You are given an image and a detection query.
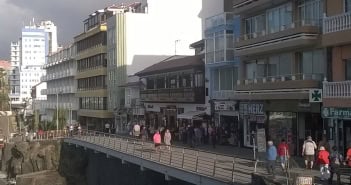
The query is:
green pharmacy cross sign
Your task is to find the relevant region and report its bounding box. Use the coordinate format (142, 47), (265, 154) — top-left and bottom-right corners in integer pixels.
(309, 89), (322, 103)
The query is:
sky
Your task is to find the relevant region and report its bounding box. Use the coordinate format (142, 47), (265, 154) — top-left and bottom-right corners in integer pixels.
(0, 0), (135, 60)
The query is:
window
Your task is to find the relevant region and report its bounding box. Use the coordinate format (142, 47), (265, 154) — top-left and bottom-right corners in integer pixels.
(245, 14), (265, 37)
(346, 0), (351, 12)
(298, 0), (323, 25)
(346, 59), (351, 80)
(300, 49), (325, 75)
(266, 3), (292, 33)
(214, 67), (238, 90)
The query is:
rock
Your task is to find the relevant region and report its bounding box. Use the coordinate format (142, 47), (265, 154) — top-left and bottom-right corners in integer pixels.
(16, 170), (66, 185)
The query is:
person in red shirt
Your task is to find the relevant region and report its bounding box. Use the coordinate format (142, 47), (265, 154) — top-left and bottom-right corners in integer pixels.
(346, 145), (351, 167)
(278, 139), (289, 171)
(317, 146), (330, 181)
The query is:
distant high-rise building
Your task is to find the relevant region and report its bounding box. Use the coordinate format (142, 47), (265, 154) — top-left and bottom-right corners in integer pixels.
(9, 20), (58, 107)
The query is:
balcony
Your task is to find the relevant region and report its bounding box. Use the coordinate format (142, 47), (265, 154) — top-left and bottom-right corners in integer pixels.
(232, 0), (288, 15)
(140, 87), (205, 103)
(323, 80), (351, 108)
(322, 12), (351, 46)
(212, 90), (236, 100)
(41, 89), (48, 95)
(234, 73), (323, 100)
(235, 20), (320, 56)
(205, 13), (235, 35)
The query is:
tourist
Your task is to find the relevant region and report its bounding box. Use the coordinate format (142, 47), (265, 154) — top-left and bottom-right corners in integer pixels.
(164, 129), (172, 150)
(141, 127), (148, 141)
(133, 123), (140, 138)
(329, 146), (343, 184)
(210, 126), (217, 149)
(317, 146), (330, 181)
(302, 136), (317, 169)
(345, 144), (351, 184)
(266, 140), (277, 179)
(69, 124), (74, 137)
(278, 139), (289, 172)
(153, 131), (161, 152)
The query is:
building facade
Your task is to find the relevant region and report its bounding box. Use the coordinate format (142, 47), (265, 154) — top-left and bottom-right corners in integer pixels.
(74, 9), (114, 130)
(232, 0), (326, 154)
(136, 55), (206, 134)
(322, 0), (351, 153)
(106, 1), (204, 132)
(9, 21), (58, 109)
(41, 44), (78, 126)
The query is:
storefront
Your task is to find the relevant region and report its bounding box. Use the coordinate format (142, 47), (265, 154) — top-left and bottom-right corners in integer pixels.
(322, 107), (351, 154)
(239, 102), (266, 148)
(214, 101), (240, 146)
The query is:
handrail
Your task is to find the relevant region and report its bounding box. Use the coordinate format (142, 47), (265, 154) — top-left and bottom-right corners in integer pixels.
(71, 129), (254, 184)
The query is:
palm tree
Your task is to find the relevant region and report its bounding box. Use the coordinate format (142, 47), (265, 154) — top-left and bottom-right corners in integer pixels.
(0, 68), (9, 111)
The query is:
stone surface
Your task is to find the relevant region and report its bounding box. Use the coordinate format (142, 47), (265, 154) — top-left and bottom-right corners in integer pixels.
(16, 170), (66, 185)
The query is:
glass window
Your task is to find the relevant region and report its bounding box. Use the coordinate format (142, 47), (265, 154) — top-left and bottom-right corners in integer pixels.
(298, 0), (322, 25)
(213, 69), (219, 91)
(301, 49), (325, 75)
(220, 68), (233, 90)
(246, 62), (257, 79)
(266, 3), (292, 33)
(279, 53), (292, 75)
(346, 0), (351, 12)
(346, 60), (351, 80)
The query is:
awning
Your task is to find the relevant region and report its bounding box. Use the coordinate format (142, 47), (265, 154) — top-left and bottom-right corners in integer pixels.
(177, 111), (206, 120)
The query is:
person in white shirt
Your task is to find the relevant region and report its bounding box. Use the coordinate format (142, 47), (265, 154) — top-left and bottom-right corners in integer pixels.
(302, 136), (317, 169)
(133, 123), (140, 137)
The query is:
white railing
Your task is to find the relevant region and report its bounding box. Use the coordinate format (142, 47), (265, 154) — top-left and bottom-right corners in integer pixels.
(323, 12), (351, 34)
(237, 73), (324, 85)
(323, 80), (351, 98)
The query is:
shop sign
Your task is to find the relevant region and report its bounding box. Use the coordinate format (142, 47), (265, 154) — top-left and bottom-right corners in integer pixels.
(295, 176), (313, 185)
(214, 101), (236, 111)
(239, 103), (264, 115)
(322, 107), (351, 119)
(309, 89), (322, 103)
(256, 128), (266, 152)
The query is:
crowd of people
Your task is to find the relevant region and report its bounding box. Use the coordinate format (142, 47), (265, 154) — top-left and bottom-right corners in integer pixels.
(266, 135), (351, 184)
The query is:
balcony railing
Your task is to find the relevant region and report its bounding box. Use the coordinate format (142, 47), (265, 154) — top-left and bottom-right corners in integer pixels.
(212, 90), (236, 100)
(323, 80), (351, 98)
(237, 73), (324, 86)
(323, 12), (351, 34)
(236, 19), (321, 42)
(140, 87), (205, 103)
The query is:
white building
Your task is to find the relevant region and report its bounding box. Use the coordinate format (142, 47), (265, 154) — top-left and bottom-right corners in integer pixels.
(106, 0), (204, 130)
(9, 41), (21, 104)
(9, 20), (58, 108)
(41, 44), (78, 125)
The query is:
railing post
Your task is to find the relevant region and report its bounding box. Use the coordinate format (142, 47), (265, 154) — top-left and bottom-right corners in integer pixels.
(119, 138), (122, 150)
(231, 157), (235, 183)
(195, 151), (199, 172)
(181, 148), (185, 168)
(141, 142), (144, 158)
(114, 135), (117, 150)
(212, 154), (217, 177)
(133, 141), (136, 155)
(108, 134), (111, 148)
(159, 148), (162, 162)
(169, 148), (172, 165)
(126, 140), (129, 152)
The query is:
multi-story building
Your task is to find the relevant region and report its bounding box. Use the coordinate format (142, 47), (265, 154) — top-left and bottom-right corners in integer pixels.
(40, 44), (78, 126)
(322, 0), (351, 153)
(9, 21), (58, 109)
(136, 55), (206, 132)
(232, 0), (325, 154)
(205, 12), (241, 146)
(9, 42), (21, 105)
(106, 1), (204, 132)
(74, 9), (116, 130)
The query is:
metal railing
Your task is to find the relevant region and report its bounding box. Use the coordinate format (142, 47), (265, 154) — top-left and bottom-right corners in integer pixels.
(323, 12), (351, 34)
(323, 80), (351, 98)
(237, 73), (324, 86)
(73, 130), (254, 184)
(9, 130), (67, 143)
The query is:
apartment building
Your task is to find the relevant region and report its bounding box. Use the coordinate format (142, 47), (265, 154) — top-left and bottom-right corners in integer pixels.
(322, 0), (351, 153)
(41, 44), (78, 127)
(232, 0), (326, 154)
(9, 21), (58, 109)
(74, 9), (116, 130)
(106, 0), (204, 132)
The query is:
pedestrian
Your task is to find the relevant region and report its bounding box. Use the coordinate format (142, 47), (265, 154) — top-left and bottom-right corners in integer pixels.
(317, 146), (330, 181)
(69, 124), (74, 137)
(266, 140), (277, 179)
(210, 126), (216, 148)
(329, 146), (342, 185)
(77, 124), (82, 136)
(318, 135), (330, 152)
(133, 123), (140, 138)
(302, 136), (317, 169)
(164, 129), (172, 150)
(153, 131), (161, 152)
(278, 139), (289, 172)
(345, 144), (351, 184)
(141, 127), (148, 141)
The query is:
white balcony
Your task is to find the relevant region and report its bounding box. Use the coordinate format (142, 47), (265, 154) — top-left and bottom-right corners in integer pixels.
(323, 12), (351, 34)
(323, 80), (351, 98)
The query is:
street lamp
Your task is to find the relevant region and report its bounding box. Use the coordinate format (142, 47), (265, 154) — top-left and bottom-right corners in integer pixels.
(56, 90), (63, 131)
